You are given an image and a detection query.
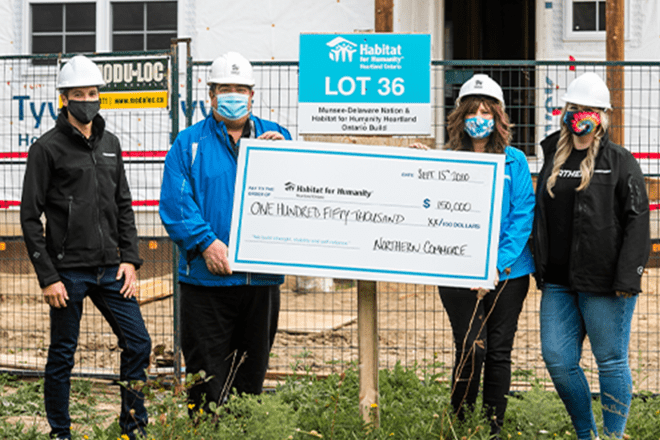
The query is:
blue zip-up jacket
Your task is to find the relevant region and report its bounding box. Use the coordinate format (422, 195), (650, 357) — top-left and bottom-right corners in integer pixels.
(498, 146), (535, 280)
(159, 113), (291, 286)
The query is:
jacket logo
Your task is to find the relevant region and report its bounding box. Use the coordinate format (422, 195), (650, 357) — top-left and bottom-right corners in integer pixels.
(103, 152), (116, 157)
(558, 169), (582, 178)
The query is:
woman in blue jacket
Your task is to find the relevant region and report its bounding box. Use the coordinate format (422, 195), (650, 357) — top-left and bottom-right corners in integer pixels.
(414, 74), (535, 438)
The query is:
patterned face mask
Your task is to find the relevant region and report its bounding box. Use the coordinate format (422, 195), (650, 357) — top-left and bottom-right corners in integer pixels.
(563, 110), (601, 136)
(464, 116), (495, 139)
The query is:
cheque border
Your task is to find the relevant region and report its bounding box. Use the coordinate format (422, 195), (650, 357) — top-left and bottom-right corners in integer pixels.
(231, 144), (501, 285)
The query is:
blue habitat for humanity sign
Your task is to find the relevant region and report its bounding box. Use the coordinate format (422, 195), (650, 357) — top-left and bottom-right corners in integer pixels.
(298, 33), (431, 135)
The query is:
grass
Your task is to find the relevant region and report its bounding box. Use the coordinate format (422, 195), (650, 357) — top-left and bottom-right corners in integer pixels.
(1, 364), (660, 440)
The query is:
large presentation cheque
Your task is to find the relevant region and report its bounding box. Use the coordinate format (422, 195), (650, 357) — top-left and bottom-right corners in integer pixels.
(228, 140), (505, 288)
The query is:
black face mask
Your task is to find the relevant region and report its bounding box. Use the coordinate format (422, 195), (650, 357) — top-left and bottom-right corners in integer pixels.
(67, 100), (100, 124)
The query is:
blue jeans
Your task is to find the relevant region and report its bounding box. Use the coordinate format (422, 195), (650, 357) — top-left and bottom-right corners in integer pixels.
(540, 283), (637, 440)
(45, 266), (151, 439)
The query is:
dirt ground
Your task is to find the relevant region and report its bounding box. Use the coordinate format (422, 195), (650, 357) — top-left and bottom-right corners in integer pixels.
(1, 269), (659, 395)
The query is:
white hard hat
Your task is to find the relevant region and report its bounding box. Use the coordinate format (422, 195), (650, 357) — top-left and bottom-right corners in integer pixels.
(57, 55), (105, 89)
(207, 52), (255, 87)
(561, 72), (611, 110)
(458, 74), (505, 108)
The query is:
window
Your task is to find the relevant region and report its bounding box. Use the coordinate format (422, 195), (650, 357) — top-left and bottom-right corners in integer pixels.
(31, 3), (96, 55)
(564, 0), (630, 41)
(112, 1), (177, 51)
(572, 0), (605, 32)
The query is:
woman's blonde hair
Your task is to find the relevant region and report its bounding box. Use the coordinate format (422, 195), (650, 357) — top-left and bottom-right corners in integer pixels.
(545, 104), (609, 197)
(446, 95), (512, 153)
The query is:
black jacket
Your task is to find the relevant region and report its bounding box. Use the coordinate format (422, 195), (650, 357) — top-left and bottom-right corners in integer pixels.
(20, 109), (142, 288)
(533, 130), (650, 294)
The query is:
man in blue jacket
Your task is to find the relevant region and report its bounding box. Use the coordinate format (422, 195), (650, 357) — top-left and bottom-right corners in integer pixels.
(159, 52), (291, 409)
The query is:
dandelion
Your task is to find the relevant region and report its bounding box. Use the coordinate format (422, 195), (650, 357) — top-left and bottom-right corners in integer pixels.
(188, 403), (195, 410)
(199, 408), (204, 415)
(518, 432), (522, 436)
(370, 403), (378, 408)
(84, 436), (89, 440)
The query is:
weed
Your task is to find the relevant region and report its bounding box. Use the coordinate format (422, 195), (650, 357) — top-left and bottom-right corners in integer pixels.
(2, 363), (660, 439)
(0, 378), (43, 418)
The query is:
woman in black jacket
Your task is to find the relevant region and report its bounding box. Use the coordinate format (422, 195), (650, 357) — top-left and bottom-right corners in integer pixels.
(533, 72), (650, 440)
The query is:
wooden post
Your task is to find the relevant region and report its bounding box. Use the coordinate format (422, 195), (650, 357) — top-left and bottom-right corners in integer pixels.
(606, 0), (624, 145)
(355, 0), (393, 428)
(375, 0), (393, 34)
(357, 279), (379, 427)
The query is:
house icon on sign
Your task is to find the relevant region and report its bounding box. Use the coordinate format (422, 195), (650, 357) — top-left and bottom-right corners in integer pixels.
(326, 37), (358, 63)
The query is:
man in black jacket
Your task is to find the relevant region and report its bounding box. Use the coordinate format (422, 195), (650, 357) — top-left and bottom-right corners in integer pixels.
(20, 55), (151, 440)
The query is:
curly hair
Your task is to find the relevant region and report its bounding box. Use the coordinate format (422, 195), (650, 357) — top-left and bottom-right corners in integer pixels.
(445, 95), (512, 153)
(545, 104), (609, 197)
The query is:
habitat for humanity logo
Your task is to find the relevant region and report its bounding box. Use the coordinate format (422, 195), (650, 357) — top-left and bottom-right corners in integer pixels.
(327, 37), (358, 63)
(284, 181), (373, 198)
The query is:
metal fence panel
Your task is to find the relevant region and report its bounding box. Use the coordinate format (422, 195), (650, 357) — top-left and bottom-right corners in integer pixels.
(0, 52), (176, 379)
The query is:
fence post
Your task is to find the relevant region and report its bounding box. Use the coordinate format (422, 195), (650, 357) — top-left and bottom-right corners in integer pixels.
(169, 39), (182, 386)
(606, 0), (625, 145)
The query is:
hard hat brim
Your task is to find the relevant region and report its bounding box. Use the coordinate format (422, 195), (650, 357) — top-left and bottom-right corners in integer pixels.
(57, 81), (106, 89)
(560, 95), (611, 110)
(207, 77), (255, 87)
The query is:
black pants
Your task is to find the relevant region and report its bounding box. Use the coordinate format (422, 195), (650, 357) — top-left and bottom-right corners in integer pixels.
(180, 283), (280, 409)
(439, 275), (529, 434)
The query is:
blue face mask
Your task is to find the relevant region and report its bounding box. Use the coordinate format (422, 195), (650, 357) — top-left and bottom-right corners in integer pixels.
(215, 93), (249, 120)
(464, 116), (495, 139)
